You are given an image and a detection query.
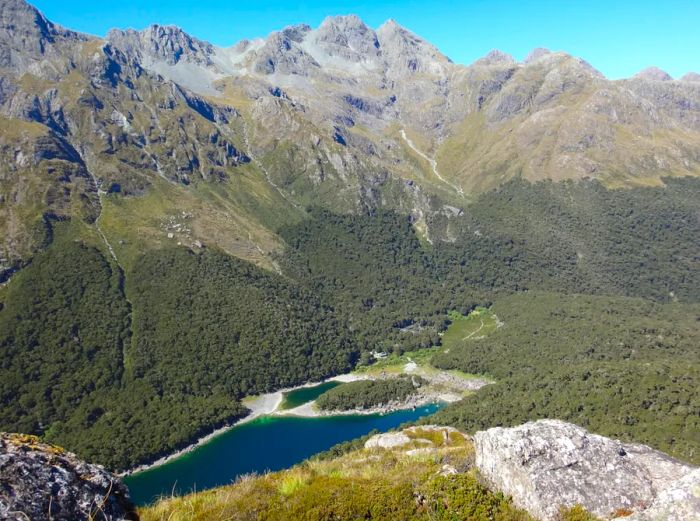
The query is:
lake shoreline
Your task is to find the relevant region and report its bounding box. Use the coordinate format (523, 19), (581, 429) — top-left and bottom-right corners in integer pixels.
(118, 373), (369, 477)
(119, 364), (491, 477)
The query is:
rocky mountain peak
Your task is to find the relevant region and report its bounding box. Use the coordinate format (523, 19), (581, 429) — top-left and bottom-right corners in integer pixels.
(681, 72), (700, 82)
(107, 24), (214, 66)
(0, 0), (53, 41)
(473, 49), (516, 66)
(280, 23), (311, 43)
(252, 30), (320, 75)
(523, 47), (552, 63)
(634, 66), (673, 81)
(309, 14), (381, 65)
(376, 18), (451, 74)
(0, 0), (88, 69)
(319, 14), (369, 34)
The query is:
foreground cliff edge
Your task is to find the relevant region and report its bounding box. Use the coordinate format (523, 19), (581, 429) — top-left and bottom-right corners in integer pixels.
(3, 421), (697, 520)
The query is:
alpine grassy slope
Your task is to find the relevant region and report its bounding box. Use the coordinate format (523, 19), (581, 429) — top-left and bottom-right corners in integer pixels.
(0, 0), (698, 481)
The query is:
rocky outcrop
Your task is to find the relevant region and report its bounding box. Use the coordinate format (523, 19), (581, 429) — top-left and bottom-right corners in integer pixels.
(523, 47), (552, 63)
(252, 31), (320, 75)
(474, 420), (697, 521)
(313, 15), (381, 63)
(364, 431), (411, 449)
(0, 433), (138, 520)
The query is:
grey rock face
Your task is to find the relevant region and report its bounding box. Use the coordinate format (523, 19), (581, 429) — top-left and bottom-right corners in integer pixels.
(376, 19), (450, 75)
(0, 433), (137, 520)
(0, 0), (89, 71)
(253, 31), (320, 75)
(474, 419), (696, 521)
(634, 66), (673, 81)
(107, 24), (215, 66)
(280, 23), (311, 43)
(314, 15), (380, 62)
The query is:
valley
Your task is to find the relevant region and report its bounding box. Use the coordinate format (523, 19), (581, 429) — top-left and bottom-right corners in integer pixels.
(0, 1), (699, 518)
(123, 319), (495, 505)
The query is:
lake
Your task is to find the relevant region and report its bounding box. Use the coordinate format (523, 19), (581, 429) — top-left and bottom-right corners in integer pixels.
(278, 380), (342, 410)
(125, 403), (442, 505)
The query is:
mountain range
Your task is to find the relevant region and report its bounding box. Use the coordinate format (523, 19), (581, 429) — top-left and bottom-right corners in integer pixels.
(1, 0), (699, 276)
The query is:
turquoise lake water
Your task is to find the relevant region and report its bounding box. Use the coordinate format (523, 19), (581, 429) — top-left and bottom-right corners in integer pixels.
(124, 403), (442, 506)
(278, 380), (342, 410)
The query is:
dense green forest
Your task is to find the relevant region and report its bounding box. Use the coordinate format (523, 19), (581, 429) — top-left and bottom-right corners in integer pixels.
(278, 177), (699, 354)
(0, 239), (129, 437)
(127, 248), (355, 397)
(439, 177), (699, 300)
(0, 234), (355, 469)
(0, 177), (698, 469)
(316, 376), (424, 411)
(426, 292), (700, 464)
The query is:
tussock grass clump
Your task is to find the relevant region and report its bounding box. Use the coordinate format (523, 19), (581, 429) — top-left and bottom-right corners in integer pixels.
(559, 504), (600, 521)
(278, 472), (307, 496)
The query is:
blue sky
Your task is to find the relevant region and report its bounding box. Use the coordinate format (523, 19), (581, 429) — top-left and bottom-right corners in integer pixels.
(32, 0), (699, 79)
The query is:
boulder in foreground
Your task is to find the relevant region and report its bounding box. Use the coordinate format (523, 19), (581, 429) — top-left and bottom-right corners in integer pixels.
(0, 433), (138, 520)
(474, 419), (698, 521)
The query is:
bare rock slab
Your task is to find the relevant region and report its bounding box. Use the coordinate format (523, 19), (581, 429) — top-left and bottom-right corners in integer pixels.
(474, 419), (696, 521)
(626, 467), (700, 521)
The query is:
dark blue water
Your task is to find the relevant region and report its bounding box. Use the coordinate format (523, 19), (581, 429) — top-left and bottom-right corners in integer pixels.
(124, 404), (442, 506)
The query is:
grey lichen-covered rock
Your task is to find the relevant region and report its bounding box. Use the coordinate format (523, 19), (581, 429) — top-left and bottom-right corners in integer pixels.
(0, 433), (138, 520)
(474, 419), (696, 521)
(628, 468), (700, 521)
(364, 425), (464, 450)
(364, 431), (411, 449)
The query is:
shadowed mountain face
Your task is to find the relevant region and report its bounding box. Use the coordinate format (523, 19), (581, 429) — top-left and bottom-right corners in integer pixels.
(1, 0), (699, 272)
